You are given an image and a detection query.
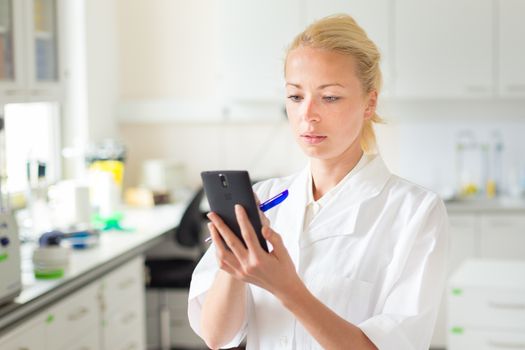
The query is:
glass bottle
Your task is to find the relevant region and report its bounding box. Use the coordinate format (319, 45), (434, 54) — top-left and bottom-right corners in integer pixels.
(456, 130), (481, 198)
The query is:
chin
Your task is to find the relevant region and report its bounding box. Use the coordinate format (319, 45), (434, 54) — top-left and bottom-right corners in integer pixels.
(301, 146), (335, 160)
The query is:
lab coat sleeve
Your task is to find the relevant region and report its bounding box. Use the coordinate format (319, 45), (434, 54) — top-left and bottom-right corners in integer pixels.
(358, 196), (449, 350)
(187, 244), (249, 348)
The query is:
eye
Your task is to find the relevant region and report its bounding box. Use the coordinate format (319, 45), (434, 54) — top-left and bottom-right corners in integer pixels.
(287, 95), (302, 102)
(323, 96), (340, 102)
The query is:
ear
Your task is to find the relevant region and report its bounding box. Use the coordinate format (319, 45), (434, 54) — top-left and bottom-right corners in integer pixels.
(364, 90), (378, 120)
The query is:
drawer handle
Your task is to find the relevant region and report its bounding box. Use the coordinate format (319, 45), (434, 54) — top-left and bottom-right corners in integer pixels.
(68, 306), (89, 321)
(488, 301), (525, 310)
(488, 340), (525, 348)
(118, 277), (135, 290)
(121, 311), (137, 325)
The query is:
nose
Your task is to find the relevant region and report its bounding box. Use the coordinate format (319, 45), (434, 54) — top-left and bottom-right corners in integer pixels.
(300, 97), (320, 123)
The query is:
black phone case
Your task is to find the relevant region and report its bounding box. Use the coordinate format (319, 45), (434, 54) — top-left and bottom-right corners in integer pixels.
(201, 170), (269, 252)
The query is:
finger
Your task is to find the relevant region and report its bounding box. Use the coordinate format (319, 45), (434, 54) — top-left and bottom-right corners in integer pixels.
(235, 204), (263, 254)
(208, 222), (243, 272)
(262, 226), (286, 257)
(259, 211), (270, 227)
(207, 212), (248, 262)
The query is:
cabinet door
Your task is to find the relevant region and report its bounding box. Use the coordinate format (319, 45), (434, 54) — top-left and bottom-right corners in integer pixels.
(61, 328), (100, 350)
(102, 257), (145, 350)
(448, 329), (525, 350)
(25, 0), (63, 101)
(167, 290), (205, 348)
(432, 213), (478, 348)
(498, 0), (525, 97)
(45, 282), (100, 350)
(480, 214), (525, 259)
(103, 256), (144, 313)
(0, 0), (26, 101)
(216, 0), (302, 103)
(304, 0), (393, 96)
(394, 0), (493, 98)
(103, 298), (145, 350)
(0, 316), (46, 350)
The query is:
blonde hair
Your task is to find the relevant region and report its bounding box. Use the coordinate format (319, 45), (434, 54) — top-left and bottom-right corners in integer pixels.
(285, 14), (384, 154)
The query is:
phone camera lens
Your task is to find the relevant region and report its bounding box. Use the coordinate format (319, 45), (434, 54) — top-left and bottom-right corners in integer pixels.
(219, 174), (228, 188)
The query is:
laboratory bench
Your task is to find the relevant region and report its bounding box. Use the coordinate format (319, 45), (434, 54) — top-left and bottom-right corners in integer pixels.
(1, 197), (524, 349)
(0, 204), (186, 350)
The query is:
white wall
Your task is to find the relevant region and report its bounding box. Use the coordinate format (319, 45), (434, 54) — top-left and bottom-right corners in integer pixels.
(115, 1), (525, 198)
(117, 0), (217, 100)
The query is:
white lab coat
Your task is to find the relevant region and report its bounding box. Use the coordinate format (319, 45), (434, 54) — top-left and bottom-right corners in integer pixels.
(188, 154), (448, 350)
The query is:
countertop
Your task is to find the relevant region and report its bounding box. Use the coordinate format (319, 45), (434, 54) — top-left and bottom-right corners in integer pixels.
(444, 197), (525, 213)
(0, 204), (186, 334)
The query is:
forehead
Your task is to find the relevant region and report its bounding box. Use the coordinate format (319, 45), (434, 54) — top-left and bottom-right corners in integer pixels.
(285, 46), (359, 84)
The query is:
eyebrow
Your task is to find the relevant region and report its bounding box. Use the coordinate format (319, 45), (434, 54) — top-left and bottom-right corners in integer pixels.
(286, 83), (345, 89)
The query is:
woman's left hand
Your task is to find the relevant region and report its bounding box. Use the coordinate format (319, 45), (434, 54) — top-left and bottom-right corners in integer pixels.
(207, 204), (302, 299)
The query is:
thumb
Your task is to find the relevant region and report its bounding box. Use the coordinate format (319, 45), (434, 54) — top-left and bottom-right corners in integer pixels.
(262, 226), (285, 256)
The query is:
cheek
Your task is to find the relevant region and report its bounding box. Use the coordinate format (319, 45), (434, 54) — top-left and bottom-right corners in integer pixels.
(332, 107), (366, 137)
(285, 104), (300, 130)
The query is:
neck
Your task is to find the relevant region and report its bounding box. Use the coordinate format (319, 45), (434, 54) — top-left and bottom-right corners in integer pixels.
(310, 144), (364, 201)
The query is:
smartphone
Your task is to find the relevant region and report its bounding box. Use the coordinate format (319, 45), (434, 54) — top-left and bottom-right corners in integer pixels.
(201, 170), (268, 252)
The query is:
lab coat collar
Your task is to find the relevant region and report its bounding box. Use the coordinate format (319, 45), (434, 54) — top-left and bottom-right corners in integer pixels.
(275, 154), (392, 259)
(307, 153), (392, 242)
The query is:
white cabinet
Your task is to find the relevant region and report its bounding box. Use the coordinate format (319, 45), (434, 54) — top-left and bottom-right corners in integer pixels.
(0, 315), (46, 350)
(433, 211), (525, 348)
(0, 0), (64, 103)
(166, 290), (203, 348)
(304, 0), (393, 96)
(217, 0), (302, 104)
(44, 282), (100, 350)
(61, 328), (100, 350)
(480, 214), (525, 259)
(0, 256), (147, 350)
(432, 213), (478, 348)
(394, 0), (493, 98)
(447, 260), (525, 350)
(100, 256), (146, 350)
(497, 0), (525, 97)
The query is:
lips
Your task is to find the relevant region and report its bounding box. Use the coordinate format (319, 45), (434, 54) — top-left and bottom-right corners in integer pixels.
(301, 133), (327, 145)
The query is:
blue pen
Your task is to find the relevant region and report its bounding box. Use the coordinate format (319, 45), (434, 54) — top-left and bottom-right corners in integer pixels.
(205, 189), (289, 243)
(258, 189), (289, 212)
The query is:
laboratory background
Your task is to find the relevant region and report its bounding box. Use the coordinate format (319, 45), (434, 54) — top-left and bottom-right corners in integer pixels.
(0, 0), (524, 349)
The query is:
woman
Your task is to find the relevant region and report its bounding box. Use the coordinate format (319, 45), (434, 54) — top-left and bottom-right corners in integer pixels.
(188, 14), (448, 350)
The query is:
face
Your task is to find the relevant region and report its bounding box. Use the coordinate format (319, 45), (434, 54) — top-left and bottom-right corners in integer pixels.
(285, 46), (377, 162)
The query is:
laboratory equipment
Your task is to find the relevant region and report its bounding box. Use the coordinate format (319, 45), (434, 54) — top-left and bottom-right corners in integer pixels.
(455, 130), (482, 197)
(0, 115), (22, 305)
